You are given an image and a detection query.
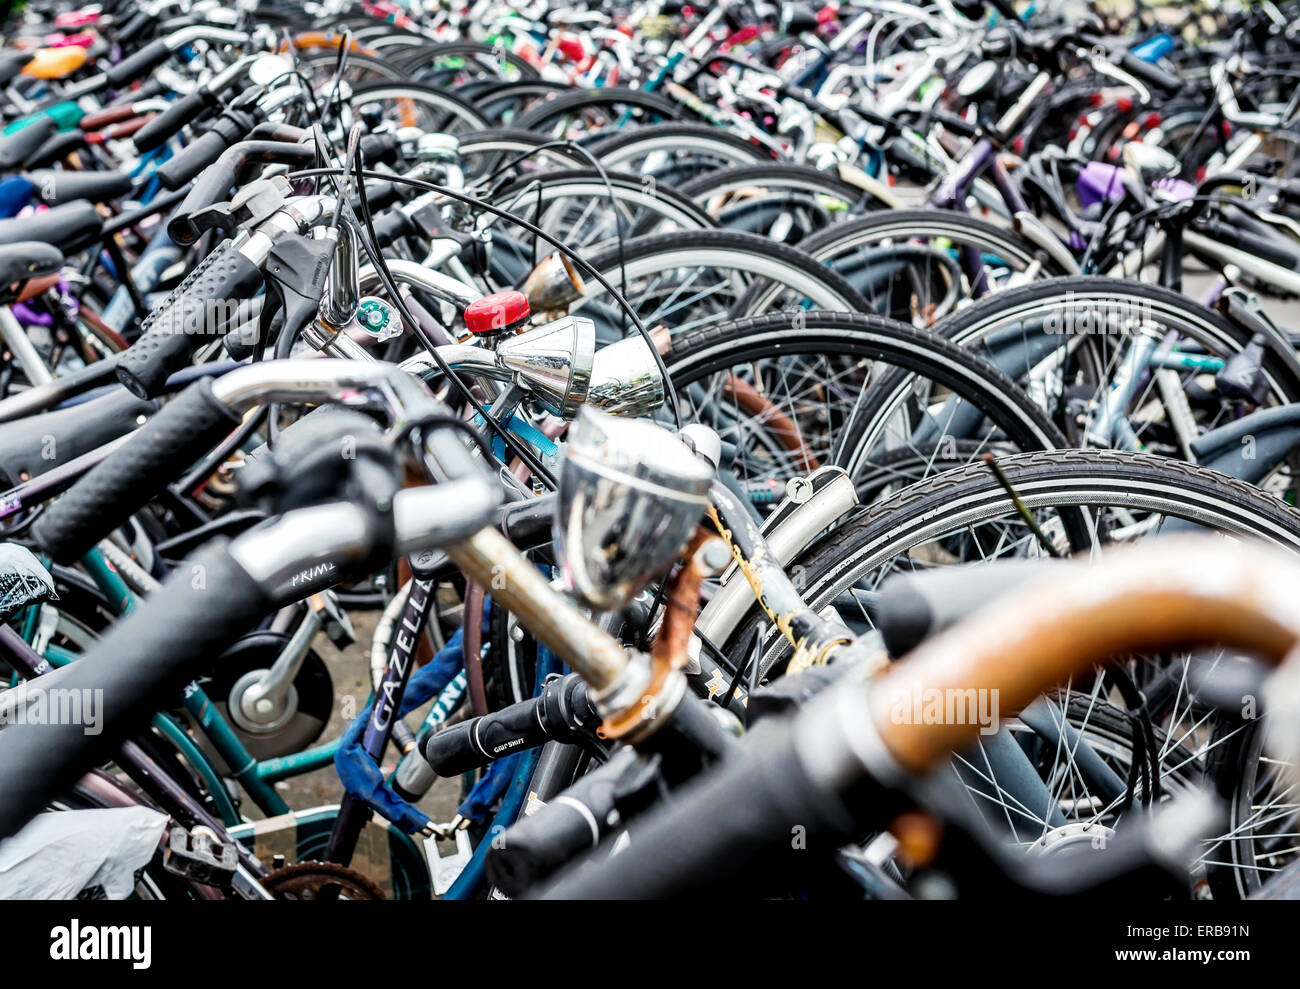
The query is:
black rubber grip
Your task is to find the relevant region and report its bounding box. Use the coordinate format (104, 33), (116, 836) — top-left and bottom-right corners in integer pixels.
(358, 132), (400, 166)
(0, 546), (273, 839)
(371, 208), (418, 248)
(157, 130), (228, 193)
(105, 38), (171, 88)
(32, 378), (242, 564)
(873, 560), (1053, 658)
(0, 385), (156, 486)
(169, 138), (313, 236)
(115, 240), (263, 399)
(134, 90), (212, 153)
(1116, 51), (1183, 94)
(25, 129), (87, 169)
(115, 9), (155, 46)
(0, 116), (56, 170)
(531, 719), (855, 899)
(421, 699), (549, 776)
(487, 749), (637, 896)
(1200, 216), (1300, 271)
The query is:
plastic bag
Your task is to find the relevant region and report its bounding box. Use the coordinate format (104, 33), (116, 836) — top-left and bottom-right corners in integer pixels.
(0, 806), (167, 899)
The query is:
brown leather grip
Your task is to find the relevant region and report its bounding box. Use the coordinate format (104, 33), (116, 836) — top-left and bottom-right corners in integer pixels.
(869, 538), (1300, 773)
(80, 104), (137, 130)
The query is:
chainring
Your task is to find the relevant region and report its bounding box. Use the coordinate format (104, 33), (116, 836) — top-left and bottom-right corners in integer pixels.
(262, 861), (386, 900)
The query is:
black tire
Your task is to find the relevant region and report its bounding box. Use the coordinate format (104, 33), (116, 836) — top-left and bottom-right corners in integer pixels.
(931, 275), (1300, 403)
(512, 86), (688, 138)
(781, 208), (1064, 321)
(483, 168), (718, 288)
(720, 451), (1300, 880)
(457, 128), (588, 180)
(678, 163), (887, 240)
(727, 450), (1300, 669)
(591, 122), (776, 184)
(663, 310), (1068, 492)
(471, 80), (573, 124)
(573, 229), (870, 342)
(399, 40), (539, 85)
(346, 81), (490, 135)
(490, 167), (716, 236)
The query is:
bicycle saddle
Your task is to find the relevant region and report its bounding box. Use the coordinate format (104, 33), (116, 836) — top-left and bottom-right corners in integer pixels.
(0, 117), (57, 170)
(21, 46), (89, 81)
(0, 51), (34, 87)
(0, 202), (103, 253)
(0, 241), (63, 290)
(22, 130), (88, 171)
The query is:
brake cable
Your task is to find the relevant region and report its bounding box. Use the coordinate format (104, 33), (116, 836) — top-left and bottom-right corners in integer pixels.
(345, 150), (558, 488)
(285, 163), (684, 427)
(479, 136), (634, 338)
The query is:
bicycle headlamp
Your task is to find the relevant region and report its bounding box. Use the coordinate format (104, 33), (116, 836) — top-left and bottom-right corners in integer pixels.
(555, 408), (713, 611)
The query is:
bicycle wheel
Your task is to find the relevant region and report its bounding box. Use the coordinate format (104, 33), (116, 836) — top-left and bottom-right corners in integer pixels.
(400, 40), (539, 87)
(663, 310), (1066, 497)
(458, 128), (588, 181)
(471, 80), (573, 125)
(345, 81), (490, 135)
(484, 168), (717, 283)
(292, 49), (406, 85)
(1203, 712), (1295, 898)
(721, 450), (1300, 890)
(512, 86), (688, 141)
(570, 230), (869, 342)
(591, 123), (775, 187)
(677, 163), (884, 241)
(774, 208), (1065, 324)
(925, 276), (1300, 465)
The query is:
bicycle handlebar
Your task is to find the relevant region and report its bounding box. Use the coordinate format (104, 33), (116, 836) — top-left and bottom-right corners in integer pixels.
(114, 238), (265, 399)
(133, 90), (218, 153)
(167, 139), (315, 232)
(104, 26), (251, 88)
(31, 378), (243, 563)
(533, 538), (1300, 898)
(2, 421), (502, 841)
(420, 673), (596, 776)
(1112, 49), (1184, 94)
(0, 544), (276, 840)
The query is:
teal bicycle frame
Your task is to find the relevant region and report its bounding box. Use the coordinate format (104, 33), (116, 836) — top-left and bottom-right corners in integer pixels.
(24, 547), (341, 826)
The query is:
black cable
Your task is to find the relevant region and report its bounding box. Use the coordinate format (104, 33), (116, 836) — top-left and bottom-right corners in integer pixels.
(482, 137), (632, 335)
(278, 28), (327, 124)
(345, 150), (554, 487)
(324, 27), (354, 124)
(403, 411), (497, 463)
(722, 624), (758, 715)
(284, 164), (683, 427)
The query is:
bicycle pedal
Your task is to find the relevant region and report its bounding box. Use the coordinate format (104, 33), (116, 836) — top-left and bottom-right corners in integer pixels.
(424, 827), (473, 896)
(163, 826), (238, 887)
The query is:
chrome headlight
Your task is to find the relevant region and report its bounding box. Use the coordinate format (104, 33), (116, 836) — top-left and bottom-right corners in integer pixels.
(555, 409), (713, 610)
(586, 334), (666, 418)
(495, 315), (595, 420)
